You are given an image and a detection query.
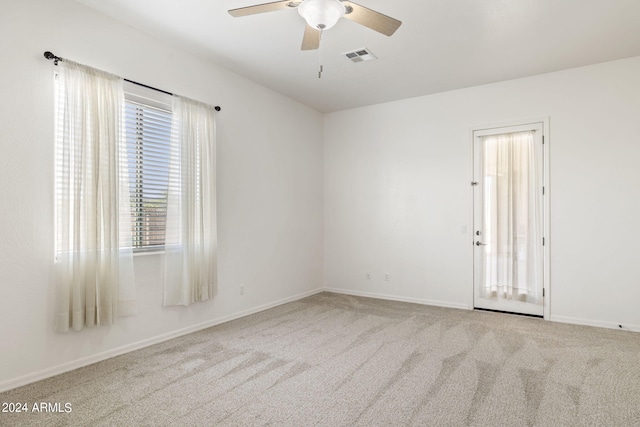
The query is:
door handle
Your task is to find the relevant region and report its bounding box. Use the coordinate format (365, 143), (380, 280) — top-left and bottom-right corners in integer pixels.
(475, 241), (486, 246)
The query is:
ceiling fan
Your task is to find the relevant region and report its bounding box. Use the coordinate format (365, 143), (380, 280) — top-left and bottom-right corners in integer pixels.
(229, 0), (402, 50)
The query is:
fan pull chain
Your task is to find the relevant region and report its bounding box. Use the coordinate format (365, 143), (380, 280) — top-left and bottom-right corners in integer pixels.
(318, 29), (323, 79)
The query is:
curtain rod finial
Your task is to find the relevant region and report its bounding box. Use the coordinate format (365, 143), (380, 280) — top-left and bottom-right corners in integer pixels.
(44, 51), (61, 65)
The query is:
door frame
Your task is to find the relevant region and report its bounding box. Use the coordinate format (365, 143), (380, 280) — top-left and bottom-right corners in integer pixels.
(469, 117), (550, 320)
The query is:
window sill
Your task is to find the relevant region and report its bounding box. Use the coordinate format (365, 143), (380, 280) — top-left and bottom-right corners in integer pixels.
(133, 250), (165, 257)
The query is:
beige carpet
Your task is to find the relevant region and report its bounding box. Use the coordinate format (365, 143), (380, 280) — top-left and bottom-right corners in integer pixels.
(2, 292), (640, 426)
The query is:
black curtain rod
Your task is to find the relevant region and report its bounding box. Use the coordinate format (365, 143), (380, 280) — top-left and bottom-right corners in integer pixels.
(44, 51), (221, 112)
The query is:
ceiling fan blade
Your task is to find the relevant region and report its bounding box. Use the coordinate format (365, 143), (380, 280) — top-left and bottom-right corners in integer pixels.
(342, 1), (401, 36)
(229, 1), (299, 18)
(301, 24), (321, 50)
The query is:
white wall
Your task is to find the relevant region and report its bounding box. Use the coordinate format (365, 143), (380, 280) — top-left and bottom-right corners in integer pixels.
(0, 0), (323, 391)
(324, 56), (640, 330)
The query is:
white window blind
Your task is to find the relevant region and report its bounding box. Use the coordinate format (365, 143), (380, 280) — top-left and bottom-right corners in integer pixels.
(124, 97), (173, 251)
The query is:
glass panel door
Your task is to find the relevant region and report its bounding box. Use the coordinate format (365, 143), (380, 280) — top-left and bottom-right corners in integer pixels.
(473, 123), (544, 316)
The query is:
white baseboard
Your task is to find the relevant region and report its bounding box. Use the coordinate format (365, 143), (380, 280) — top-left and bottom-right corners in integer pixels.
(323, 287), (471, 311)
(0, 288), (323, 393)
(550, 315), (640, 333)
(325, 288), (640, 333)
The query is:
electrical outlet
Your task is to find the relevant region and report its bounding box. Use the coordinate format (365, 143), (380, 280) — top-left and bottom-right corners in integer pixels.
(385, 273), (390, 282)
(240, 284), (245, 295)
(365, 272), (371, 280)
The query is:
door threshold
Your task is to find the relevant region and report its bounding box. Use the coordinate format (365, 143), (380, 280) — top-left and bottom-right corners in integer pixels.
(474, 307), (543, 319)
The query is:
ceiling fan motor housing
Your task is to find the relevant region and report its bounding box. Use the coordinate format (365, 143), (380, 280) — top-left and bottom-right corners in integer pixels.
(298, 0), (346, 30)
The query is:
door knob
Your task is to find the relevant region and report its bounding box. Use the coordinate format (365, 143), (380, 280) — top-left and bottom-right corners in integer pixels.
(475, 241), (486, 246)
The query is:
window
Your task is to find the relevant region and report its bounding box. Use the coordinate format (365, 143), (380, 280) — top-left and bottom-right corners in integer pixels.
(124, 83), (173, 251)
(53, 60), (217, 317)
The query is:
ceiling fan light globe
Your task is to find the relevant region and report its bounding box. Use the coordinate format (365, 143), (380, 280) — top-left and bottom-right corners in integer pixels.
(298, 0), (345, 31)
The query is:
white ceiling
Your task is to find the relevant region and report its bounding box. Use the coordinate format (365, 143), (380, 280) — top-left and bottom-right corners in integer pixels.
(77, 0), (640, 113)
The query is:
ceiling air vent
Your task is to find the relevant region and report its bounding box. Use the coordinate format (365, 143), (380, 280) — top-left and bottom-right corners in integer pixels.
(343, 48), (377, 63)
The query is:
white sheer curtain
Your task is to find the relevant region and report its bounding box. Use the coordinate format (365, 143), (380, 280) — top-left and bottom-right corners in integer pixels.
(163, 96), (217, 306)
(481, 131), (542, 304)
(54, 60), (136, 332)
